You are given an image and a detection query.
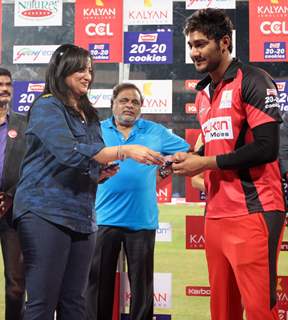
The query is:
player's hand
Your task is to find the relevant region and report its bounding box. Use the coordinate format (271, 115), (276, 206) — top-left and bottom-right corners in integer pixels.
(172, 154), (217, 177)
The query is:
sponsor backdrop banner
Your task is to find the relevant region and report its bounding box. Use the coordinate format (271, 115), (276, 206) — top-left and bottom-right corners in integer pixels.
(124, 31), (173, 64)
(276, 80), (288, 115)
(186, 216), (205, 250)
(75, 0), (123, 63)
(12, 81), (44, 114)
(13, 45), (59, 64)
(185, 128), (206, 202)
(88, 88), (113, 108)
(122, 272), (172, 308)
(124, 0), (173, 25)
(14, 0), (63, 26)
(157, 175), (172, 203)
(249, 0), (288, 62)
(186, 0), (235, 9)
(184, 79), (199, 115)
(126, 80), (172, 114)
(277, 276), (288, 318)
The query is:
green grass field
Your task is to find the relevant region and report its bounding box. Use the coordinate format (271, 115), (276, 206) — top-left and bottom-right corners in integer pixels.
(1, 203), (287, 319)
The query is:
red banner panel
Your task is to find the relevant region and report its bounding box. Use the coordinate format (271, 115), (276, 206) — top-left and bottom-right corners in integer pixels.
(186, 215), (205, 249)
(157, 175), (172, 203)
(277, 276), (288, 318)
(185, 128), (206, 202)
(74, 0), (123, 63)
(249, 0), (288, 62)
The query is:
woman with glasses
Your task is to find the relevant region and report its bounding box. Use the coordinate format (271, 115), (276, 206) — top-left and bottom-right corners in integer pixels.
(13, 44), (163, 320)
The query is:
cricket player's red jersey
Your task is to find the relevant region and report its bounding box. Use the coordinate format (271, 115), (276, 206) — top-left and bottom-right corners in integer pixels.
(195, 59), (285, 218)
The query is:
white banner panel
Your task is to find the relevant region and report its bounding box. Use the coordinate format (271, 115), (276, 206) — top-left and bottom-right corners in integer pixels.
(13, 45), (59, 64)
(126, 80), (173, 114)
(14, 0), (63, 26)
(156, 222), (172, 242)
(88, 89), (113, 109)
(124, 0), (173, 25)
(123, 272), (172, 308)
(186, 0), (235, 9)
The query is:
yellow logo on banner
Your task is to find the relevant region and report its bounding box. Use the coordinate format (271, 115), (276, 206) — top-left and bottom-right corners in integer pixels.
(96, 0), (104, 6)
(144, 0), (153, 7)
(277, 277), (283, 291)
(271, 0), (279, 3)
(143, 82), (153, 96)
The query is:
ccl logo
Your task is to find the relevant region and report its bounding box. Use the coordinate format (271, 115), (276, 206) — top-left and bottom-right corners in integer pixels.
(260, 21), (288, 35)
(85, 23), (113, 36)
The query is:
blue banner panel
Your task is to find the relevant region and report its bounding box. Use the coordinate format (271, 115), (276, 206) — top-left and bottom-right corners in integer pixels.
(124, 31), (173, 64)
(12, 81), (44, 114)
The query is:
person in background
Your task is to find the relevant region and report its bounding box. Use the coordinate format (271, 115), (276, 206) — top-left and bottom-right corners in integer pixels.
(172, 8), (286, 320)
(13, 44), (163, 320)
(86, 83), (190, 320)
(0, 67), (26, 320)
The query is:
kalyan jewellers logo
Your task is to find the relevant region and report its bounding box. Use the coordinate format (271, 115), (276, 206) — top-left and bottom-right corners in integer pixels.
(17, 0), (59, 19)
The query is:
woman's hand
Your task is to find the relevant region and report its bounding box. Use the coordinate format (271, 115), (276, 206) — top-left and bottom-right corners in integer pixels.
(122, 145), (164, 165)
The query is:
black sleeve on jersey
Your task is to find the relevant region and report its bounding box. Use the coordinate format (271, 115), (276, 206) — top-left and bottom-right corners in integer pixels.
(216, 122), (279, 170)
(241, 65), (282, 122)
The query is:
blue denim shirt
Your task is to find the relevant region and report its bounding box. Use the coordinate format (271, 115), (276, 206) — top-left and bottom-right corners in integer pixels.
(13, 95), (105, 233)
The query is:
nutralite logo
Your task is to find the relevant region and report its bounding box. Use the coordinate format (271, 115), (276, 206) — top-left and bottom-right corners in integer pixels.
(17, 1), (59, 18)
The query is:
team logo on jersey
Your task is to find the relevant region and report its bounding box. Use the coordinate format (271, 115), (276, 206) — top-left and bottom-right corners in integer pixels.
(219, 90), (233, 109)
(202, 116), (233, 142)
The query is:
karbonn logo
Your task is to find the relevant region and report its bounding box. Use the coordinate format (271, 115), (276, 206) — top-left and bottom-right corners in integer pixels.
(260, 21), (288, 35)
(85, 23), (113, 36)
(186, 286), (210, 296)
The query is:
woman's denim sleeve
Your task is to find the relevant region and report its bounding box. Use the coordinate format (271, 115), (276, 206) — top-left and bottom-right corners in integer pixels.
(27, 98), (105, 170)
